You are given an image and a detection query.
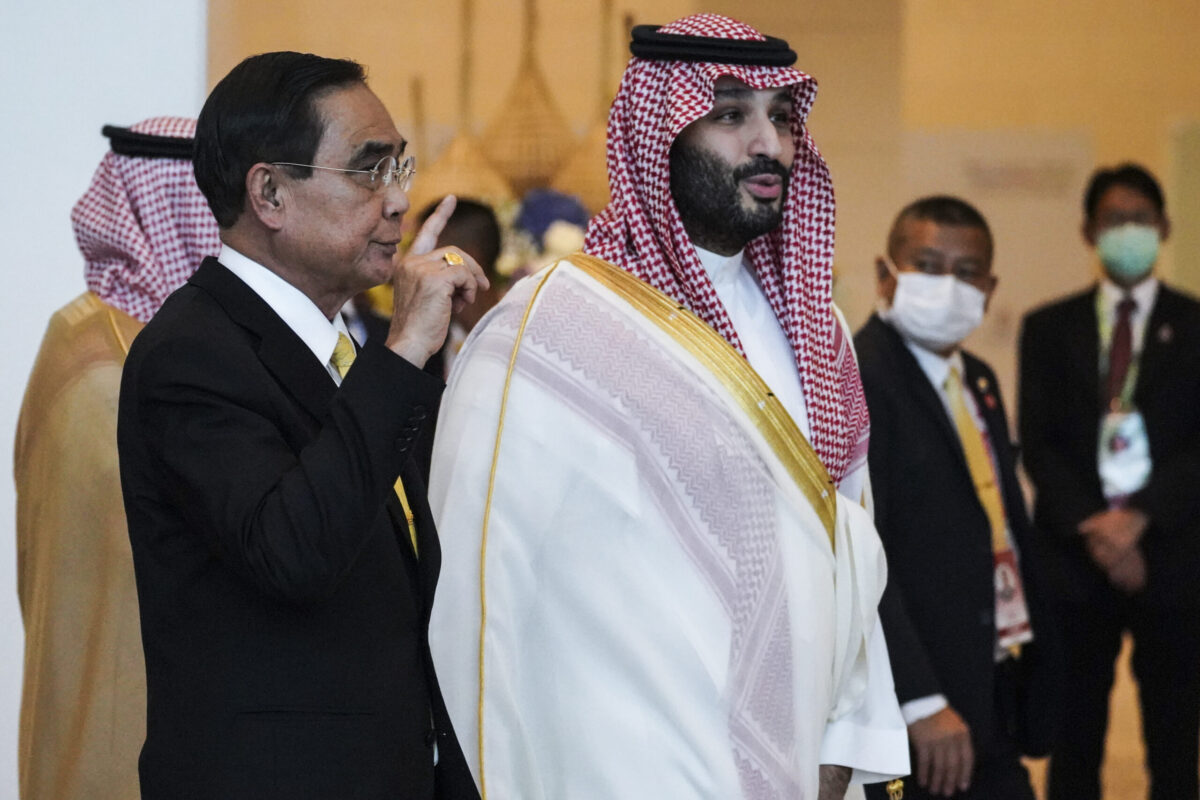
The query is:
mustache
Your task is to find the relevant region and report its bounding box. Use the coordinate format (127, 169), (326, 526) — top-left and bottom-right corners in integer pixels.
(732, 157), (790, 182)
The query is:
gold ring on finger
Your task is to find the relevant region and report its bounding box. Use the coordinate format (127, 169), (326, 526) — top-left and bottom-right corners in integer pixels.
(442, 251), (464, 267)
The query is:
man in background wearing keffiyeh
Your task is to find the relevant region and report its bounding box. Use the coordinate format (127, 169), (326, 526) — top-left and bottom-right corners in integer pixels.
(428, 14), (908, 800)
(14, 117), (220, 800)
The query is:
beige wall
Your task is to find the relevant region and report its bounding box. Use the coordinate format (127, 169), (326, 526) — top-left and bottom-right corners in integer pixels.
(208, 0), (688, 147)
(207, 0), (1200, 307)
(904, 1), (1200, 294)
(207, 0), (905, 324)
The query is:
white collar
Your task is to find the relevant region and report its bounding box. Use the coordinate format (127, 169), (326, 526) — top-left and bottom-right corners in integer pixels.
(694, 245), (747, 287)
(901, 332), (965, 392)
(1099, 274), (1158, 315)
(219, 244), (351, 368)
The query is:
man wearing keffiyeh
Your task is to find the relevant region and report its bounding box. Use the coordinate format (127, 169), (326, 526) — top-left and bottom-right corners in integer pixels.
(15, 117), (220, 800)
(429, 14), (909, 800)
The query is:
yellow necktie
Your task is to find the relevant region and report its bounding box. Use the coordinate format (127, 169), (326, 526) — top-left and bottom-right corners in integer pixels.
(947, 367), (1023, 657)
(329, 333), (419, 558)
(330, 332), (357, 379)
(945, 366), (1007, 552)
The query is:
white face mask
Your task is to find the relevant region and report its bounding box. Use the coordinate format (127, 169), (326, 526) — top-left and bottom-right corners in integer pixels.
(879, 265), (987, 353)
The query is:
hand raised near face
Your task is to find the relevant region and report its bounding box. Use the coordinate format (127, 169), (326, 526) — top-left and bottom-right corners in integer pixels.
(385, 195), (490, 367)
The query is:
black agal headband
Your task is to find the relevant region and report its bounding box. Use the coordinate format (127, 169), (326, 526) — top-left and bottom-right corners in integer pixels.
(630, 24), (797, 67)
(102, 125), (195, 160)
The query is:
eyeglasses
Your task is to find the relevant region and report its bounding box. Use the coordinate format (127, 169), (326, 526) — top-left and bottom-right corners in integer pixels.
(271, 154), (417, 192)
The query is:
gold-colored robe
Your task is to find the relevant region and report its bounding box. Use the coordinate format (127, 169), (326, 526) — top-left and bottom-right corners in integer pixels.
(15, 293), (145, 800)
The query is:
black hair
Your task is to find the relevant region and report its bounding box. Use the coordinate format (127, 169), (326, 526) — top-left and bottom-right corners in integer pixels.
(418, 197), (503, 280)
(1083, 163), (1165, 222)
(887, 195), (993, 261)
(194, 51), (366, 228)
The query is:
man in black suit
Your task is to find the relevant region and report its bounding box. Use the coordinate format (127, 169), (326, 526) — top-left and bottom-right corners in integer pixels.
(117, 52), (488, 799)
(1019, 164), (1200, 800)
(858, 196), (1057, 799)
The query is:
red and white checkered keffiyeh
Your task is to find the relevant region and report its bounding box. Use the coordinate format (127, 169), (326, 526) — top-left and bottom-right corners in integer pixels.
(72, 116), (220, 323)
(585, 14), (869, 487)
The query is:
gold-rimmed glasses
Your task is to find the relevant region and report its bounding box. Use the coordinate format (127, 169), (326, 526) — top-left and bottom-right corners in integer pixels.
(271, 154), (417, 192)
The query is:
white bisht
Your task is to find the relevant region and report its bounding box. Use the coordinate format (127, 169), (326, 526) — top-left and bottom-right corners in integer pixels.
(429, 255), (908, 799)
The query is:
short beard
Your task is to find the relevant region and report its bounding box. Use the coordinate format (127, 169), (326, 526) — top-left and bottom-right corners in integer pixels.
(669, 142), (789, 256)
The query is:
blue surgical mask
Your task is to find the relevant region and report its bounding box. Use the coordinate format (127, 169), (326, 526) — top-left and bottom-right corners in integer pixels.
(1096, 223), (1159, 283)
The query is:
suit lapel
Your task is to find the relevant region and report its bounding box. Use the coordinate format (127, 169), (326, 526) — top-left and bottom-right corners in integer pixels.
(1070, 287), (1103, 412)
(190, 258), (438, 609)
(868, 316), (968, 472)
(1135, 285), (1176, 404)
(964, 362), (997, 433)
(188, 258), (336, 422)
(963, 358), (1009, 475)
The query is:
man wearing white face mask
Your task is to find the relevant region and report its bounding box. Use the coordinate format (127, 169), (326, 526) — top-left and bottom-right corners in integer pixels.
(857, 196), (1059, 800)
(1020, 164), (1200, 800)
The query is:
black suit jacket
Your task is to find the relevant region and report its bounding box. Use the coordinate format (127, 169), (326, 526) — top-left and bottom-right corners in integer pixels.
(1019, 282), (1200, 607)
(118, 258), (478, 800)
(856, 315), (1058, 759)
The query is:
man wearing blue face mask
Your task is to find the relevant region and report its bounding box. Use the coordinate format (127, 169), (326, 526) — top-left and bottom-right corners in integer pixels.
(1020, 163), (1200, 800)
(856, 197), (1059, 800)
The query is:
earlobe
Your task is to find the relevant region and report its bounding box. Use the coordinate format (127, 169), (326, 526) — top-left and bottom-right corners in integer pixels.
(246, 163), (285, 230)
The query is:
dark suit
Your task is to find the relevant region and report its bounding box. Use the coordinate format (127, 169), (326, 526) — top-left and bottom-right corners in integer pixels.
(118, 258), (478, 800)
(346, 295), (441, 481)
(1019, 282), (1200, 800)
(857, 315), (1058, 800)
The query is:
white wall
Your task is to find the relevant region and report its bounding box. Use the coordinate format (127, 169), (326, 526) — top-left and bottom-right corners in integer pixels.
(0, 2), (207, 795)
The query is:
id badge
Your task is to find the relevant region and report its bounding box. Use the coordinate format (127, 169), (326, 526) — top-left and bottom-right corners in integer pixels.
(1098, 410), (1152, 501)
(995, 549), (1033, 649)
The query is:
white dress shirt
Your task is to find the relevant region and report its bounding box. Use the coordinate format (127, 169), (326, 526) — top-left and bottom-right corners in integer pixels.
(1099, 275), (1159, 354)
(694, 246), (811, 438)
(220, 244), (353, 385)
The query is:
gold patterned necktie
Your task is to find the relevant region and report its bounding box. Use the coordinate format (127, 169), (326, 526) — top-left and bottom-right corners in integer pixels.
(946, 365), (1023, 657)
(330, 332), (357, 380)
(328, 333), (419, 558)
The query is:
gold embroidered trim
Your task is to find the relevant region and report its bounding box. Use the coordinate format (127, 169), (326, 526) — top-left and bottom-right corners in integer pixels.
(566, 253), (836, 544)
(477, 264), (560, 799)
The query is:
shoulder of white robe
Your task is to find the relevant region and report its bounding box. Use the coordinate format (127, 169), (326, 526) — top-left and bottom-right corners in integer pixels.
(566, 252), (836, 545)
